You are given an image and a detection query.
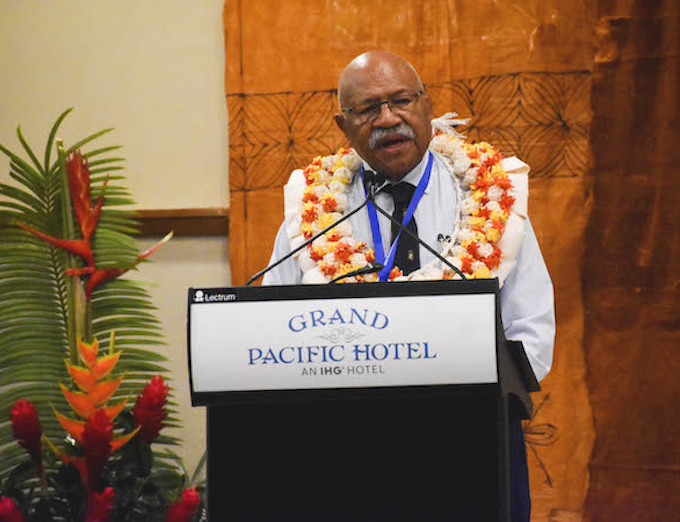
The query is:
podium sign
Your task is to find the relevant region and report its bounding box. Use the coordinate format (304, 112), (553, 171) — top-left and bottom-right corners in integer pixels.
(188, 279), (501, 405)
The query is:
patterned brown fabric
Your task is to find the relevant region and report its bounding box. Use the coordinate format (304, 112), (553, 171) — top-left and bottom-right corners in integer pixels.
(584, 1), (680, 519)
(223, 0), (678, 519)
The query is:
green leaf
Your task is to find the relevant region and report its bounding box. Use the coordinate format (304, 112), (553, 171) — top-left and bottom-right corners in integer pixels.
(16, 126), (45, 176)
(44, 108), (74, 172)
(63, 128), (115, 156)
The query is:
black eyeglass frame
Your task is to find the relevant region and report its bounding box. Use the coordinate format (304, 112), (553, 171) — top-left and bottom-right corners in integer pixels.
(341, 91), (423, 123)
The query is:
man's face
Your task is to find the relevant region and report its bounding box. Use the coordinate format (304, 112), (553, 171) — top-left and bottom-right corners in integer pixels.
(335, 59), (433, 181)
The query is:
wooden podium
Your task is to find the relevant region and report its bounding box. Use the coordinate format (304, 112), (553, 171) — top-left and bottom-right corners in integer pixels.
(188, 280), (539, 521)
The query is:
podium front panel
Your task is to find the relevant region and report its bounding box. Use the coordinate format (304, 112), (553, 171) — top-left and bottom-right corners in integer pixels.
(188, 279), (501, 405)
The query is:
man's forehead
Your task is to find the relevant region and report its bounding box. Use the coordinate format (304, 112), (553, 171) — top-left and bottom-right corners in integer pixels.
(338, 52), (423, 106)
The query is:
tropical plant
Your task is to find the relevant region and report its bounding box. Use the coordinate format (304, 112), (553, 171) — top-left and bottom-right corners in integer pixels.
(0, 110), (205, 521)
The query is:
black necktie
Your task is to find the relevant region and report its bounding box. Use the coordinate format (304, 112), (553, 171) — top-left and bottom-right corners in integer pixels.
(384, 182), (420, 275)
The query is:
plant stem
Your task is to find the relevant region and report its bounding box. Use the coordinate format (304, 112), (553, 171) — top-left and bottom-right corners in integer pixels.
(56, 141), (82, 365)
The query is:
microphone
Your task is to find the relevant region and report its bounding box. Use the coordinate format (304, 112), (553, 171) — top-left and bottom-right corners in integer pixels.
(365, 192), (467, 280)
(363, 170), (386, 197)
(329, 262), (385, 284)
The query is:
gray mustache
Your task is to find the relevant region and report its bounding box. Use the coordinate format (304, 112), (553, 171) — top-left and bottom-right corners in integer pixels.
(369, 123), (416, 149)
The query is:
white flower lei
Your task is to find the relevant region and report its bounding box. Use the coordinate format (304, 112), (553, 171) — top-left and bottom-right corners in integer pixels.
(282, 114), (529, 286)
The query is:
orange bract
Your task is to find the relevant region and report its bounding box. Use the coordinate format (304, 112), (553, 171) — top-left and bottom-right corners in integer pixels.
(48, 334), (138, 490)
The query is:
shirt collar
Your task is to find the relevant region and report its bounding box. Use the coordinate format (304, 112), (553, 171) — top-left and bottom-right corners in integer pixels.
(360, 151), (432, 194)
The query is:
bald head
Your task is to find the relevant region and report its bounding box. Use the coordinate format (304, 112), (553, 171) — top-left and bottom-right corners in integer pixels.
(337, 51), (425, 110)
(335, 51), (433, 181)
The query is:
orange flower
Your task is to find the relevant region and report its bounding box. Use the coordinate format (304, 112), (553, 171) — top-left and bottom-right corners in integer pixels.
(499, 193), (516, 212)
(388, 267), (403, 280)
(48, 334), (138, 489)
(309, 247), (323, 262)
(496, 176), (513, 190)
(483, 245), (503, 270)
(461, 255), (474, 274)
(466, 242), (481, 260)
(301, 203), (318, 223)
(334, 241), (353, 263)
(319, 262), (337, 277)
(321, 194), (338, 212)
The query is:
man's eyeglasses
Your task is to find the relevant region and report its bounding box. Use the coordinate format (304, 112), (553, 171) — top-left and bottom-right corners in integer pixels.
(342, 92), (422, 124)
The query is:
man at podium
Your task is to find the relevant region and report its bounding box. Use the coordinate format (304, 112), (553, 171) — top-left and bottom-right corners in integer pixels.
(262, 50), (555, 521)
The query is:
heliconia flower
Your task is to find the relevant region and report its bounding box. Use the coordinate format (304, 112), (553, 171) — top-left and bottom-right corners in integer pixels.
(60, 378), (123, 419)
(46, 412), (137, 490)
(56, 336), (126, 425)
(85, 487), (115, 522)
(19, 147), (173, 300)
(54, 401), (127, 444)
(65, 231), (173, 300)
(16, 222), (95, 267)
(48, 334), (138, 489)
(133, 375), (169, 443)
(67, 151), (106, 241)
(0, 496), (24, 522)
(10, 399), (42, 472)
(165, 487), (201, 522)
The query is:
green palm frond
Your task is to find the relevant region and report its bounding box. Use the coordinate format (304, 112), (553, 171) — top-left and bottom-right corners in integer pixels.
(0, 110), (180, 486)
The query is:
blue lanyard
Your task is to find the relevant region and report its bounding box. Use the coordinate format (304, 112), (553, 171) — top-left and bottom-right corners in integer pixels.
(361, 152), (433, 281)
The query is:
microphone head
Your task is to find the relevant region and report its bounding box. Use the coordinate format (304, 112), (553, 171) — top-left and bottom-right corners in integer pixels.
(364, 170), (386, 192)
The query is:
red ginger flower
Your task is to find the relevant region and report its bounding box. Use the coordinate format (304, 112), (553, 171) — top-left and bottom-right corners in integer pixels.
(82, 409), (113, 489)
(133, 375), (169, 443)
(165, 487), (201, 522)
(85, 487), (115, 522)
(10, 399), (42, 472)
(0, 496), (24, 522)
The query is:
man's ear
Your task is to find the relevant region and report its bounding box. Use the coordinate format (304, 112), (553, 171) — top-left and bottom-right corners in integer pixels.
(334, 112), (347, 134)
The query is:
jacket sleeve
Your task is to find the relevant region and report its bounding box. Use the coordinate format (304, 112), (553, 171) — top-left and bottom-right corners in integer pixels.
(499, 217), (556, 382)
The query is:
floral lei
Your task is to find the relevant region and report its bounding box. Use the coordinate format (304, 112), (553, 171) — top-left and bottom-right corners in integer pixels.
(283, 118), (528, 286)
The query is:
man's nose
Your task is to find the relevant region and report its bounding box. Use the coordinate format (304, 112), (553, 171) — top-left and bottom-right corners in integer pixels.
(373, 102), (402, 127)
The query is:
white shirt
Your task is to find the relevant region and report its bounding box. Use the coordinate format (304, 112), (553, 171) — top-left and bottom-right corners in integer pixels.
(262, 152), (555, 381)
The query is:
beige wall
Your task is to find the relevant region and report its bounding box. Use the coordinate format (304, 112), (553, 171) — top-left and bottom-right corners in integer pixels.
(0, 0), (230, 475)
